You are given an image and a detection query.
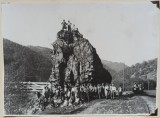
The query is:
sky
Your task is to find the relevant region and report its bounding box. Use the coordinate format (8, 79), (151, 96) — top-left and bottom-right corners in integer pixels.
(2, 2), (159, 66)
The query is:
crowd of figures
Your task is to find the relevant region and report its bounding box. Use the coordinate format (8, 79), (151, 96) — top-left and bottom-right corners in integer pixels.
(36, 83), (123, 111)
(132, 83), (144, 94)
(57, 20), (83, 40)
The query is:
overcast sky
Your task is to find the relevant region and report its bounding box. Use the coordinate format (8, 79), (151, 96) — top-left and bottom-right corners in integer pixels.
(2, 2), (159, 66)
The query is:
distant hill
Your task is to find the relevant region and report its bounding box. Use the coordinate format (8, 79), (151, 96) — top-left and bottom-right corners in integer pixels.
(102, 63), (116, 78)
(102, 60), (128, 72)
(3, 39), (52, 82)
(112, 58), (157, 90)
(27, 46), (52, 60)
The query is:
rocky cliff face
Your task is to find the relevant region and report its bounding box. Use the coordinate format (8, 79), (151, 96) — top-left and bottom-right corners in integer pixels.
(49, 29), (112, 87)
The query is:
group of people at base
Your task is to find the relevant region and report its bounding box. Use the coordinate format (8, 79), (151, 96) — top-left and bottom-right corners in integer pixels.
(36, 83), (123, 111)
(132, 83), (144, 94)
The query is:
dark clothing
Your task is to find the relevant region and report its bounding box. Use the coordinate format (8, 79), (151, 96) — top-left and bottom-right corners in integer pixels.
(61, 21), (67, 30)
(37, 92), (41, 99)
(68, 25), (71, 32)
(68, 22), (71, 31)
(80, 91), (87, 103)
(98, 86), (102, 99)
(50, 91), (55, 98)
(44, 91), (50, 100)
(101, 86), (105, 98)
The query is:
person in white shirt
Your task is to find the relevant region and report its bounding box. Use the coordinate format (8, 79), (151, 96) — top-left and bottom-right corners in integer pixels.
(60, 95), (69, 107)
(64, 84), (68, 94)
(104, 83), (109, 99)
(42, 87), (45, 96)
(71, 85), (75, 93)
(74, 95), (80, 105)
(110, 84), (116, 99)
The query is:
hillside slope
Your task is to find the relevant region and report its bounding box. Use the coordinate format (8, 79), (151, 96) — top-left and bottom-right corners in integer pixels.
(112, 58), (157, 89)
(102, 60), (128, 72)
(27, 46), (52, 60)
(3, 39), (52, 82)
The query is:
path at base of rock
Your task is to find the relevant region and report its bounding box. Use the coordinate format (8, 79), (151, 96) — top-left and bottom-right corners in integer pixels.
(37, 96), (154, 115)
(78, 96), (150, 114)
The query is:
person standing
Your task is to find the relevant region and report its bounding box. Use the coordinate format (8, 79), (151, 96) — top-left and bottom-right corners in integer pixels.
(104, 83), (109, 99)
(74, 95), (80, 105)
(138, 83), (142, 93)
(42, 86), (45, 96)
(97, 84), (102, 99)
(71, 85), (75, 95)
(118, 85), (122, 99)
(72, 24), (76, 32)
(101, 83), (105, 98)
(110, 84), (116, 99)
(89, 83), (93, 100)
(94, 84), (98, 99)
(75, 28), (80, 37)
(67, 88), (71, 99)
(74, 86), (78, 99)
(60, 94), (69, 107)
(83, 84), (88, 102)
(44, 86), (50, 102)
(64, 84), (68, 94)
(133, 83), (138, 94)
(67, 20), (72, 32)
(61, 19), (67, 30)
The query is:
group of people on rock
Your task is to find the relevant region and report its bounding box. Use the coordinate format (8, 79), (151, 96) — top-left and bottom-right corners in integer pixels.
(36, 82), (123, 110)
(59, 19), (83, 39)
(61, 20), (77, 32)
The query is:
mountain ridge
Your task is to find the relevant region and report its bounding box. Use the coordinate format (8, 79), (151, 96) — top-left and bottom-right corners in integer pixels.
(3, 39), (52, 82)
(3, 38), (157, 88)
(102, 60), (128, 72)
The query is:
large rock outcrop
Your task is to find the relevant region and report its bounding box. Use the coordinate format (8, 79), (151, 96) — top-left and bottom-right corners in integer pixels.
(49, 29), (112, 87)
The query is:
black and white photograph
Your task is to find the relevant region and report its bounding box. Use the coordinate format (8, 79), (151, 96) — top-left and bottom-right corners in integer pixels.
(2, 1), (159, 115)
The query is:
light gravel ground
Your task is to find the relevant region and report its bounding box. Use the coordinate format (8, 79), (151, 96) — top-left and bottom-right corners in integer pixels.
(78, 96), (150, 114)
(28, 95), (155, 115)
(140, 96), (156, 114)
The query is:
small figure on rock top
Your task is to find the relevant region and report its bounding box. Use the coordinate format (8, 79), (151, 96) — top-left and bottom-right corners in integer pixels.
(67, 20), (72, 32)
(72, 24), (76, 32)
(59, 20), (83, 41)
(61, 19), (67, 30)
(74, 28), (82, 38)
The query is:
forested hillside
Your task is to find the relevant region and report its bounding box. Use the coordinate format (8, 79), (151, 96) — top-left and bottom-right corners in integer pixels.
(112, 58), (157, 90)
(3, 39), (52, 82)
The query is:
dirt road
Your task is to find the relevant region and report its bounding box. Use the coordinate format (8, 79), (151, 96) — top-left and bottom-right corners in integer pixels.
(78, 96), (150, 114)
(37, 95), (155, 115)
(140, 96), (156, 114)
